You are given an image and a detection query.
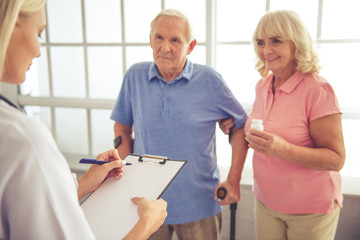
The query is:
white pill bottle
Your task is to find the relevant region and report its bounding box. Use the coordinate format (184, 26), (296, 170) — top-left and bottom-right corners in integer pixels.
(250, 119), (264, 131)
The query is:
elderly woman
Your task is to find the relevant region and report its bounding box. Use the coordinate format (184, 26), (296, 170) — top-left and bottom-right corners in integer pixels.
(0, 0), (166, 239)
(244, 10), (346, 240)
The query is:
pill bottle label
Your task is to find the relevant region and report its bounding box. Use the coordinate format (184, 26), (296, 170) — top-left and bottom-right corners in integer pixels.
(250, 119), (264, 131)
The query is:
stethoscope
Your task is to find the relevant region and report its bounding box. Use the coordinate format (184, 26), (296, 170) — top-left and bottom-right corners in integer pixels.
(0, 94), (24, 112)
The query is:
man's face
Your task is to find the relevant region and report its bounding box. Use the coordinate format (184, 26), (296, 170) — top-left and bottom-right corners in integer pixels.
(150, 16), (194, 80)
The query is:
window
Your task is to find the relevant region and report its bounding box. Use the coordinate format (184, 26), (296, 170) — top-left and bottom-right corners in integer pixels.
(18, 0), (360, 185)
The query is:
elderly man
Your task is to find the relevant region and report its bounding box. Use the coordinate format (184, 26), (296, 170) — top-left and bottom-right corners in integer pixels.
(111, 9), (248, 240)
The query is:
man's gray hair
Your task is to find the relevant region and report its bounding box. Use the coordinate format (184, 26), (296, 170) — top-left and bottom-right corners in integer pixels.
(150, 9), (194, 43)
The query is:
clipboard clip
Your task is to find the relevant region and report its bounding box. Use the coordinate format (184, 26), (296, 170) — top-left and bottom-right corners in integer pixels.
(139, 154), (168, 164)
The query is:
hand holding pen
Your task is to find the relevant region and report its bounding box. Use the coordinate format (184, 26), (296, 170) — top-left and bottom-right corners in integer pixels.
(77, 149), (127, 199)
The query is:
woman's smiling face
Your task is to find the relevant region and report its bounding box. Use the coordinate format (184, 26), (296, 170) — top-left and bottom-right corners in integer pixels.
(256, 33), (296, 76)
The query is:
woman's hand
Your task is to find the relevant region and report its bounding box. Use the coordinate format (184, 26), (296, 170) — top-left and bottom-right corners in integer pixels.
(132, 197), (168, 232)
(245, 128), (290, 158)
(246, 114), (345, 171)
(123, 197), (167, 240)
(77, 149), (125, 199)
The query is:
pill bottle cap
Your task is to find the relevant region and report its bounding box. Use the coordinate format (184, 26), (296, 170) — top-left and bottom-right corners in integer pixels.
(252, 119), (263, 124)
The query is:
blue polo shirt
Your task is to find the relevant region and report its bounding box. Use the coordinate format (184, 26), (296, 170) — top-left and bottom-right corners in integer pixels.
(111, 60), (247, 224)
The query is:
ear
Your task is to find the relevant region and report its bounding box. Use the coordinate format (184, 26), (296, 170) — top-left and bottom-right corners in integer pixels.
(15, 14), (25, 27)
(149, 35), (153, 48)
(186, 39), (197, 55)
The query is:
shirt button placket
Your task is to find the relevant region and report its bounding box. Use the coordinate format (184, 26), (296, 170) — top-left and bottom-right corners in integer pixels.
(164, 84), (170, 118)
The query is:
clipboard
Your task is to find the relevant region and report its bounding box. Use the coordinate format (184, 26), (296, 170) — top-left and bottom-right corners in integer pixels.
(80, 154), (187, 239)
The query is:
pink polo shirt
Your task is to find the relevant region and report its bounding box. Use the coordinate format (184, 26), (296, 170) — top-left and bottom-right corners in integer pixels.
(245, 71), (343, 214)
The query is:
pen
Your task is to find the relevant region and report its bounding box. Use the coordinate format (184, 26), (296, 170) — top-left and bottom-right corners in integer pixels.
(79, 158), (132, 165)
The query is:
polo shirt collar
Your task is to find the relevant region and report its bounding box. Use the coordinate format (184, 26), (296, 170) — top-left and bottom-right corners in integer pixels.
(267, 71), (305, 94)
(149, 59), (193, 82)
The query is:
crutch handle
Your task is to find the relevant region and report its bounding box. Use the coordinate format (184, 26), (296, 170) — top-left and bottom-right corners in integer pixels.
(217, 187), (227, 200)
(217, 187), (237, 240)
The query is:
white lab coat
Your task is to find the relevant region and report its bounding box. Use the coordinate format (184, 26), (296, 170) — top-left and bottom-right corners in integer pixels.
(0, 101), (95, 239)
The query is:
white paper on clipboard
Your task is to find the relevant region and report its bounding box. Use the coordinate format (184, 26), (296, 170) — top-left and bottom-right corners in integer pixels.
(80, 154), (187, 240)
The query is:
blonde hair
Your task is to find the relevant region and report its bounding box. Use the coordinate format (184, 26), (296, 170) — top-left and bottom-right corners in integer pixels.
(0, 0), (46, 79)
(150, 9), (194, 43)
(252, 10), (320, 77)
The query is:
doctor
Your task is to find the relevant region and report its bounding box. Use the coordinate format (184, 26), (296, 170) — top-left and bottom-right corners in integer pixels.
(0, 0), (167, 239)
